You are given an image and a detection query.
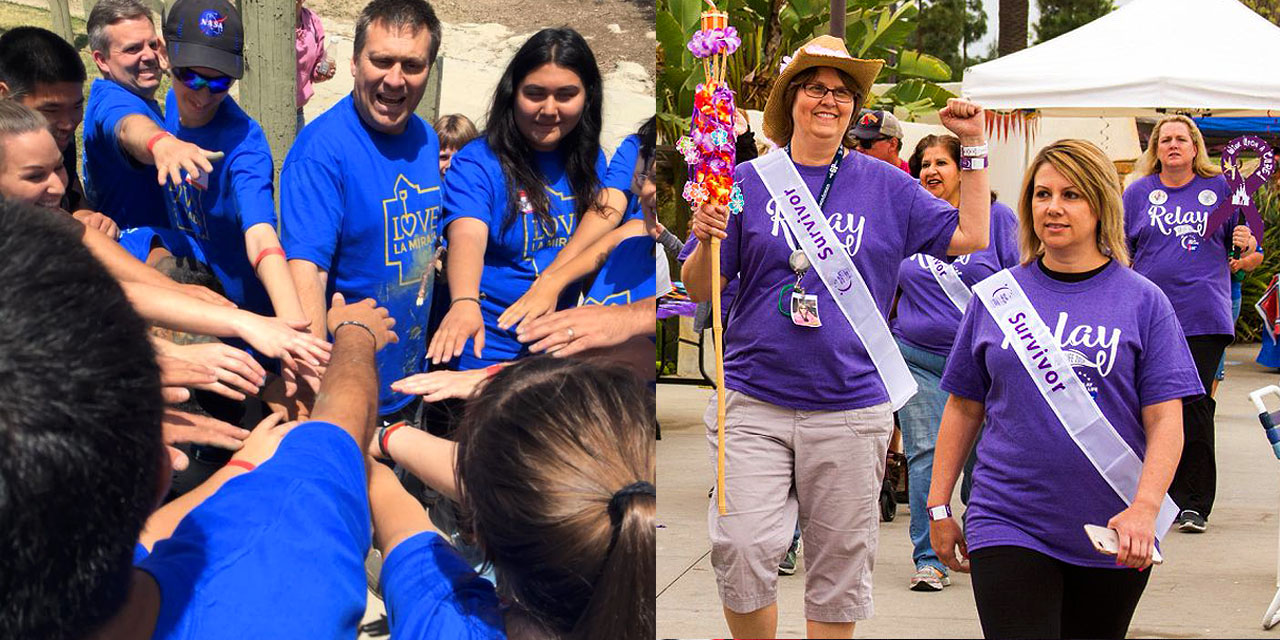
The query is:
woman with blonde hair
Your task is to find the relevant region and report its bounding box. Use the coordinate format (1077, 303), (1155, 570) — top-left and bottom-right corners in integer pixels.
(684, 33), (991, 638)
(930, 139), (1201, 638)
(1123, 115), (1258, 534)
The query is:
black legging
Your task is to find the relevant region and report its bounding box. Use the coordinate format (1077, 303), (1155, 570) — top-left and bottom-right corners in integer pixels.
(970, 545), (1151, 639)
(1168, 333), (1232, 518)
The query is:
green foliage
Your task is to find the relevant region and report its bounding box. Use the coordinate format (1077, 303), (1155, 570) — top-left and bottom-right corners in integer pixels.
(1033, 0), (1115, 44)
(656, 0), (957, 144)
(1240, 0), (1280, 26)
(911, 0), (987, 81)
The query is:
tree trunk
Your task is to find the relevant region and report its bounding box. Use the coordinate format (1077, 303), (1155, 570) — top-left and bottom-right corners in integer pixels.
(998, 0), (1028, 56)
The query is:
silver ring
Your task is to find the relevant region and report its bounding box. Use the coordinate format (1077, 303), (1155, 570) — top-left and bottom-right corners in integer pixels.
(566, 327), (575, 339)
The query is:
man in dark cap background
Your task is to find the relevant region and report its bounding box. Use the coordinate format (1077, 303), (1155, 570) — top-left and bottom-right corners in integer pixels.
(848, 108), (910, 173)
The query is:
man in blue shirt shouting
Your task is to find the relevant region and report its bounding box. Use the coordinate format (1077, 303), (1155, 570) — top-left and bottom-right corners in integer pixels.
(283, 0), (444, 426)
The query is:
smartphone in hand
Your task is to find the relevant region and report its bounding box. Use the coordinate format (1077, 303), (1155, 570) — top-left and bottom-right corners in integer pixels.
(1084, 524), (1164, 565)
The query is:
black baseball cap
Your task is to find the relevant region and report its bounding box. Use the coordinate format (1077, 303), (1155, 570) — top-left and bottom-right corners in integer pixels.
(163, 0), (243, 79)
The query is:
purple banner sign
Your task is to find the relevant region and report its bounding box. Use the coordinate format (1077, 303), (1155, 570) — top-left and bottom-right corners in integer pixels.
(1204, 134), (1275, 242)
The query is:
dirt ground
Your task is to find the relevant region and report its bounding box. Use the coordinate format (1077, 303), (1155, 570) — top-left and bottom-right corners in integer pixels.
(310, 0), (655, 82)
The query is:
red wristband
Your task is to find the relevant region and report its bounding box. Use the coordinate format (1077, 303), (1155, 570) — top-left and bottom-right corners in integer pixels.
(379, 421), (408, 459)
(226, 459), (256, 472)
(485, 364), (505, 378)
(146, 131), (172, 154)
(253, 246), (286, 269)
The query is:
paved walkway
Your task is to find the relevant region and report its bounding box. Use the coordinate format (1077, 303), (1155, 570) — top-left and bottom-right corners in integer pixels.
(658, 344), (1280, 639)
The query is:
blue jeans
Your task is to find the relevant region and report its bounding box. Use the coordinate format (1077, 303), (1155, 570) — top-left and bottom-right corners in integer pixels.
(896, 339), (950, 573)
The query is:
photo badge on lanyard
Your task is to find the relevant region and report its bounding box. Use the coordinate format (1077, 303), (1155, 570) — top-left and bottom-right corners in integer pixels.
(777, 145), (841, 329)
(787, 249), (821, 327)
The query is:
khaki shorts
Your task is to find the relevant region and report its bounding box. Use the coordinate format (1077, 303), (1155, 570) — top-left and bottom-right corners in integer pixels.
(705, 389), (893, 623)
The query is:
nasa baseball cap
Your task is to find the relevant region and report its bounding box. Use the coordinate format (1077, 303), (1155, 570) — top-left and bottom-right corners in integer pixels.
(163, 0), (243, 79)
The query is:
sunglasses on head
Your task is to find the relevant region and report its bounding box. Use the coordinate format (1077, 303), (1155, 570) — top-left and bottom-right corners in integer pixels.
(173, 68), (233, 94)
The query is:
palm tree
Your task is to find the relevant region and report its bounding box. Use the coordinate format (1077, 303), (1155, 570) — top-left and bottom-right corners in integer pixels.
(998, 0), (1029, 56)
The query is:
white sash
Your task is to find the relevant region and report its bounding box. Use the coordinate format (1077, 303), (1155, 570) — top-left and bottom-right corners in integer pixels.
(973, 269), (1179, 539)
(753, 151), (917, 410)
(924, 255), (972, 312)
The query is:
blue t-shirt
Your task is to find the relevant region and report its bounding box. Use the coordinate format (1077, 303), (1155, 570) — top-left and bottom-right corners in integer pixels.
(583, 234), (657, 306)
(138, 422), (371, 639)
(281, 95), (443, 415)
(382, 531), (506, 639)
(118, 226), (208, 265)
(163, 91), (277, 315)
(604, 134), (644, 223)
(82, 78), (168, 229)
(441, 138), (607, 369)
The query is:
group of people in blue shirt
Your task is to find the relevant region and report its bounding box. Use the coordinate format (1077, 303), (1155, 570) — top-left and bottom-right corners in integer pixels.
(0, 0), (657, 637)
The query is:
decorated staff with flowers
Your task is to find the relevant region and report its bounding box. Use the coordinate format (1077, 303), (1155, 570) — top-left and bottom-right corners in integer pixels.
(681, 32), (991, 639)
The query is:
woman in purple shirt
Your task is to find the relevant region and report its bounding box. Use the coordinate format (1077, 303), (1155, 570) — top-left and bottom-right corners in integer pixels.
(892, 134), (1020, 592)
(930, 139), (1201, 639)
(1122, 115), (1258, 533)
(683, 34), (991, 638)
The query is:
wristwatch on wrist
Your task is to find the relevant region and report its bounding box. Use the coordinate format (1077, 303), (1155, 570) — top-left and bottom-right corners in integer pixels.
(927, 504), (953, 521)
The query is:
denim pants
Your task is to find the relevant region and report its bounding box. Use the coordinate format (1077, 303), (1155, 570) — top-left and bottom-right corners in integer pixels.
(895, 339), (950, 573)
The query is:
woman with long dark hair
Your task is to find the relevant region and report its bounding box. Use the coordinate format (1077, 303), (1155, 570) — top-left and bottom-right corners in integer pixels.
(427, 27), (606, 371)
(893, 134), (1020, 592)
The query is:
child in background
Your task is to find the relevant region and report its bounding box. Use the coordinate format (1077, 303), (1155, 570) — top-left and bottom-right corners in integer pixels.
(295, 0), (335, 133)
(434, 113), (478, 174)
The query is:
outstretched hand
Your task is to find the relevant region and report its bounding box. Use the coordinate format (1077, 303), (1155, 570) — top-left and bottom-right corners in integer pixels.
(391, 368), (491, 403)
(161, 409), (248, 471)
(328, 293), (398, 351)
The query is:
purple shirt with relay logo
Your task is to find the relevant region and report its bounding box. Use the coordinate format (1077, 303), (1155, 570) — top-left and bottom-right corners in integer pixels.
(893, 201), (1020, 356)
(1123, 173), (1234, 337)
(941, 261), (1202, 567)
(717, 151), (958, 411)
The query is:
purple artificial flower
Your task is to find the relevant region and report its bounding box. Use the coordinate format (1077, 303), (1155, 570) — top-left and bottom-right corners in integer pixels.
(687, 31), (715, 58)
(721, 26), (741, 55)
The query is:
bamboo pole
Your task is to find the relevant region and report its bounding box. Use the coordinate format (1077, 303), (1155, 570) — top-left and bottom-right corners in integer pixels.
(701, 5), (730, 515)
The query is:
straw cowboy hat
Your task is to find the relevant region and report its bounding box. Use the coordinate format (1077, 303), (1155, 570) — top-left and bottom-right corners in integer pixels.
(762, 35), (883, 146)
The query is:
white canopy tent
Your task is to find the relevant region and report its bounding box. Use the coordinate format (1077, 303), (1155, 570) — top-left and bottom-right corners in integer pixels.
(962, 0), (1280, 117)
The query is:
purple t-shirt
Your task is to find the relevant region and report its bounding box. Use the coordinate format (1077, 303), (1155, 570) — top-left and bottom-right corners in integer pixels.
(719, 151), (958, 410)
(941, 261), (1202, 567)
(678, 234), (739, 314)
(893, 201), (1020, 356)
(1124, 173), (1234, 337)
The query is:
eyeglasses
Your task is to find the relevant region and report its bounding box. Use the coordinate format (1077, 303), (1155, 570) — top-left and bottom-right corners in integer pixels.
(173, 68), (233, 94)
(797, 82), (855, 104)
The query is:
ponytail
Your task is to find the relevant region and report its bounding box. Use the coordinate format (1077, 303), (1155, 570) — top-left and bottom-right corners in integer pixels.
(571, 484), (656, 640)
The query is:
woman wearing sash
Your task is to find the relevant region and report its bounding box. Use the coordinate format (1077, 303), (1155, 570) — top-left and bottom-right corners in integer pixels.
(683, 34), (991, 638)
(1122, 115), (1258, 534)
(929, 140), (1202, 639)
(892, 134), (1020, 592)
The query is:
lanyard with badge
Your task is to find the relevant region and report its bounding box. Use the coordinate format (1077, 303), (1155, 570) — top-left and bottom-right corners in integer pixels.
(778, 145), (843, 328)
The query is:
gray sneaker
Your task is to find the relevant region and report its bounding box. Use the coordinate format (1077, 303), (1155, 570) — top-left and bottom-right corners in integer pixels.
(1177, 509), (1207, 533)
(910, 566), (950, 591)
(778, 538), (801, 575)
